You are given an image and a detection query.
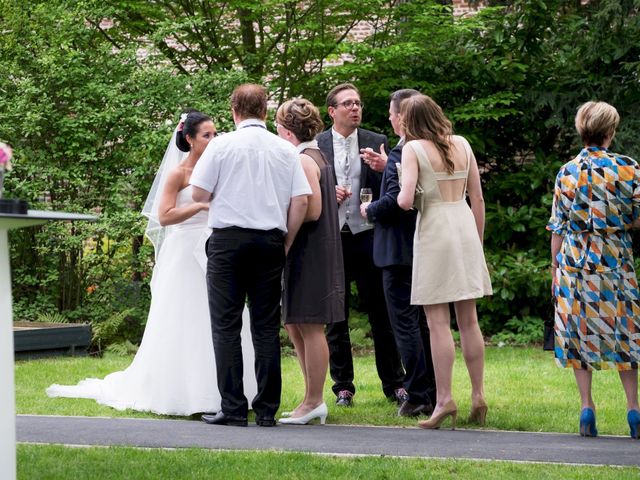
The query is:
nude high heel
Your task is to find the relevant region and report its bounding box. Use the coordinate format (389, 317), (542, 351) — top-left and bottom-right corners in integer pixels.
(418, 400), (457, 430)
(469, 399), (488, 426)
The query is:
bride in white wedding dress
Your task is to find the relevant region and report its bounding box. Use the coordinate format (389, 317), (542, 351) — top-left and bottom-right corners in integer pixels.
(46, 112), (257, 416)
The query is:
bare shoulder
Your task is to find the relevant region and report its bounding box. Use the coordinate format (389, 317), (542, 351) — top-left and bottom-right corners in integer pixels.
(164, 165), (188, 192)
(300, 153), (321, 175)
(451, 135), (470, 148)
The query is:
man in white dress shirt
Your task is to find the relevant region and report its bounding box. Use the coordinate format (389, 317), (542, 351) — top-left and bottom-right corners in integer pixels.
(191, 84), (311, 427)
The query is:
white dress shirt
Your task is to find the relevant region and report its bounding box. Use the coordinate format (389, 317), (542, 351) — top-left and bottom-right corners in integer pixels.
(190, 118), (311, 233)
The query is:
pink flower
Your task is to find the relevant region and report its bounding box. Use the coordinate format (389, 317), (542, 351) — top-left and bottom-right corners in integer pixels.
(0, 143), (13, 170)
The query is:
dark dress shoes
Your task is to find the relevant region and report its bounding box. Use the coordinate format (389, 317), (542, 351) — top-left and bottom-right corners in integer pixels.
(335, 390), (354, 407)
(398, 400), (434, 417)
(201, 411), (248, 427)
(256, 417), (277, 427)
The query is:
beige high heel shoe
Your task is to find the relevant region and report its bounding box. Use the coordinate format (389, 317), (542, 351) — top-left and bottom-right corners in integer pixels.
(469, 400), (488, 426)
(418, 400), (457, 430)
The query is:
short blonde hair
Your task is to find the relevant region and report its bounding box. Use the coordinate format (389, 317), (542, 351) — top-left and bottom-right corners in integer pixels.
(575, 101), (619, 147)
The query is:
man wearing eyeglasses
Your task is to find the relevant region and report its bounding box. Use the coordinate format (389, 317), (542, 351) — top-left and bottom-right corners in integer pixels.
(317, 83), (405, 408)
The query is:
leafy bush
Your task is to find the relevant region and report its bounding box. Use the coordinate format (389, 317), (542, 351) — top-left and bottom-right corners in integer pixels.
(35, 312), (68, 324)
(490, 316), (546, 346)
(4, 0), (640, 349)
(1, 0), (248, 351)
(478, 250), (551, 336)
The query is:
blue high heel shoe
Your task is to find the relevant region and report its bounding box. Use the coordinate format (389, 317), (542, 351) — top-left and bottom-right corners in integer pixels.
(579, 408), (597, 437)
(628, 410), (640, 439)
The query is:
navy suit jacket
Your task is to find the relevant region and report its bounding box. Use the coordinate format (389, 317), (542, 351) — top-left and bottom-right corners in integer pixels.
(366, 143), (418, 268)
(316, 128), (388, 202)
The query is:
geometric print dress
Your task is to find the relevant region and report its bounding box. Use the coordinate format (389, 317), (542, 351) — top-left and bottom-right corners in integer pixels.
(547, 146), (640, 371)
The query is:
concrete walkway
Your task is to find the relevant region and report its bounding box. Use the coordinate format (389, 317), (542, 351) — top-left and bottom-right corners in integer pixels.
(16, 415), (640, 467)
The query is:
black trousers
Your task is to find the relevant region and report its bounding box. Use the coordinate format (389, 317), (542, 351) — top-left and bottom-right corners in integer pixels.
(206, 228), (284, 418)
(326, 228), (404, 397)
(382, 266), (437, 405)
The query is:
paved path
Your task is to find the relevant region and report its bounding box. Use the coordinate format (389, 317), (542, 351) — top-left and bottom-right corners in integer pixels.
(16, 415), (640, 467)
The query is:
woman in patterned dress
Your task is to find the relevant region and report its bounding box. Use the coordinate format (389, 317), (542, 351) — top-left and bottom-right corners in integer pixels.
(548, 101), (640, 438)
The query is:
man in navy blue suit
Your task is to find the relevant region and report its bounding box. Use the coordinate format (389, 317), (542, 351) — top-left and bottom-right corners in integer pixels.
(317, 83), (405, 407)
(360, 89), (436, 416)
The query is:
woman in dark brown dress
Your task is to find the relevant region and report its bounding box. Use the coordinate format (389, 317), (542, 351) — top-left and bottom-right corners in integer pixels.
(276, 98), (345, 425)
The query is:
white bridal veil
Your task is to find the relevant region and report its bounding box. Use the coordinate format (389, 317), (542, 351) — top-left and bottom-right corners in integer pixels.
(141, 113), (188, 260)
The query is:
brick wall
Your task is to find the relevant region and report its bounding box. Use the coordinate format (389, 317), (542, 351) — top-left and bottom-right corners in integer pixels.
(452, 0), (484, 16)
(351, 1), (483, 41)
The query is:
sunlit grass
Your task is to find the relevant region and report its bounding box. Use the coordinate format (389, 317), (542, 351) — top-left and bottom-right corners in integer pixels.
(17, 444), (640, 480)
(15, 347), (635, 435)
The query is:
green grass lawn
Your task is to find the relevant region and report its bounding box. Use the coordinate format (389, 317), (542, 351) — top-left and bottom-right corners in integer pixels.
(17, 444), (640, 480)
(16, 346), (636, 435)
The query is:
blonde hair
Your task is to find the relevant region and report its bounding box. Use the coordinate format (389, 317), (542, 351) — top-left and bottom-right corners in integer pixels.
(276, 98), (324, 142)
(575, 101), (619, 147)
(400, 95), (455, 174)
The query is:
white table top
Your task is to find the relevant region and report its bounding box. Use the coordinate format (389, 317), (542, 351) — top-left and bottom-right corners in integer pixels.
(0, 209), (97, 228)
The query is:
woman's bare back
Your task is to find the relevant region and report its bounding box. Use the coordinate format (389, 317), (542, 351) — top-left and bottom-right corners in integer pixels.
(415, 135), (468, 202)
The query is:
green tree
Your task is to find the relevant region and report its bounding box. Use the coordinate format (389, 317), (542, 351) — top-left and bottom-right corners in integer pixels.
(325, 0), (640, 335)
(3, 0), (639, 347)
(98, 0), (399, 102)
(0, 0), (246, 349)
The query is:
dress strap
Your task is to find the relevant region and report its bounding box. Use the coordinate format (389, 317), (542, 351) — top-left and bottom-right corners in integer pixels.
(405, 140), (431, 173)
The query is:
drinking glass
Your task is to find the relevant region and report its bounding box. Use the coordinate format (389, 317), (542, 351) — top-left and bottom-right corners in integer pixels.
(360, 187), (373, 226)
(342, 180), (352, 219)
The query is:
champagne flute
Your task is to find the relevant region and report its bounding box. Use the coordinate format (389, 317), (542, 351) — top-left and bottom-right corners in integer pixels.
(360, 187), (373, 226)
(342, 180), (352, 220)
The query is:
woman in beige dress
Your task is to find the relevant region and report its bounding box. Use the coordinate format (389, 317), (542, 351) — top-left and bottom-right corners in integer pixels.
(397, 95), (492, 429)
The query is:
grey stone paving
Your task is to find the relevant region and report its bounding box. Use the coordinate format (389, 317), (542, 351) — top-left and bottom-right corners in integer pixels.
(16, 415), (640, 467)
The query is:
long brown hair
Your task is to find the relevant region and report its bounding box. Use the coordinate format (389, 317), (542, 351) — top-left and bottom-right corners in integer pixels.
(400, 95), (454, 174)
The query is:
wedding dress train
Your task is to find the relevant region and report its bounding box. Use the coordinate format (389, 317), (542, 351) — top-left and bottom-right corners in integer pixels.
(47, 187), (258, 416)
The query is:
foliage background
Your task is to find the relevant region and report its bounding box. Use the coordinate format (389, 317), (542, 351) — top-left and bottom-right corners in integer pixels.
(1, 0), (639, 350)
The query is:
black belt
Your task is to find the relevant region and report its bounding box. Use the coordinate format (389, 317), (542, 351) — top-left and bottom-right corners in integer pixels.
(213, 226), (283, 236)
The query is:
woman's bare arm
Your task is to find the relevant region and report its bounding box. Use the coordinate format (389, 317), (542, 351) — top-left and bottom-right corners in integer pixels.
(397, 146), (418, 211)
(465, 147), (485, 242)
(158, 168), (209, 226)
(300, 154), (322, 222)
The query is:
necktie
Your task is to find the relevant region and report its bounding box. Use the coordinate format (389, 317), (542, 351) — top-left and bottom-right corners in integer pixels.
(344, 137), (351, 179)
(343, 137), (352, 221)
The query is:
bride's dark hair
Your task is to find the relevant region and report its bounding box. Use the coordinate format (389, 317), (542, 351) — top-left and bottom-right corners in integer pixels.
(176, 110), (212, 152)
